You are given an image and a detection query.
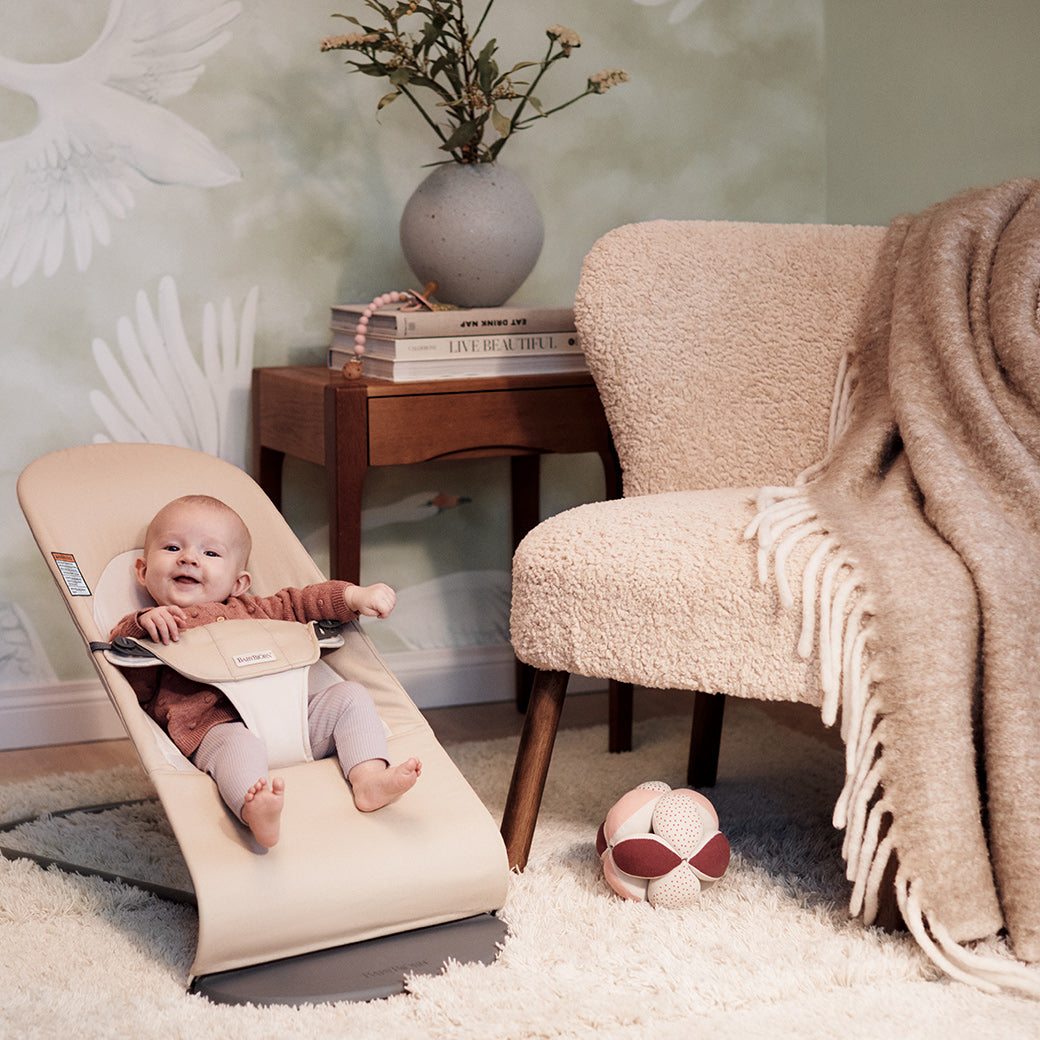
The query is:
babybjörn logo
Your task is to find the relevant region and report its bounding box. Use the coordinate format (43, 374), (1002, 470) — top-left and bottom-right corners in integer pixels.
(233, 650), (278, 667)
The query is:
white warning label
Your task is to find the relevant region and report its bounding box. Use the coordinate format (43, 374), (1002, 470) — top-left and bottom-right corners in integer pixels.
(52, 552), (91, 596)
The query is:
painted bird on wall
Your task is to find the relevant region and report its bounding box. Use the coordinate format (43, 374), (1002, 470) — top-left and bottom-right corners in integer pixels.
(0, 0), (242, 287)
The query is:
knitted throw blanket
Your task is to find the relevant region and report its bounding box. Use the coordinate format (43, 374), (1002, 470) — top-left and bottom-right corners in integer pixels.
(749, 180), (1040, 995)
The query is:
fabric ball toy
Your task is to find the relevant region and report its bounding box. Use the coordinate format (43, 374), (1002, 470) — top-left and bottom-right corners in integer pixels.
(596, 781), (731, 908)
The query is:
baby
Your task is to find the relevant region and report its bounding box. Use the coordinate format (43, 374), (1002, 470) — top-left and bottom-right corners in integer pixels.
(110, 493), (420, 848)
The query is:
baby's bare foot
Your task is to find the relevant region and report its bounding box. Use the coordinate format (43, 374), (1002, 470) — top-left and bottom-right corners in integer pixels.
(349, 757), (421, 812)
(241, 776), (285, 847)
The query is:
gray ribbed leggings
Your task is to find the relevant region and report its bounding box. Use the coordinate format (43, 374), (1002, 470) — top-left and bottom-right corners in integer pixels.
(190, 680), (387, 820)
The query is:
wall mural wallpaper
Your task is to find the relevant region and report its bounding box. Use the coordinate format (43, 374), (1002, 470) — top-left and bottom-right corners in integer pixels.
(632, 0), (704, 24)
(1, 0), (824, 722)
(90, 276), (258, 469)
(0, 0), (242, 287)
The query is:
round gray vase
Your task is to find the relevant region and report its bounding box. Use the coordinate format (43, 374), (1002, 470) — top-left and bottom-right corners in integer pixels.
(399, 163), (544, 308)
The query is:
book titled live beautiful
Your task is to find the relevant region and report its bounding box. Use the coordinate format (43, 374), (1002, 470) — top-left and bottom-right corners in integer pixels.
(330, 302), (576, 339)
(329, 328), (581, 359)
(327, 346), (589, 382)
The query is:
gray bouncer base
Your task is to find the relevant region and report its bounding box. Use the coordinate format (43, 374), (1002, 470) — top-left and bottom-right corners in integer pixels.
(190, 913), (508, 1006)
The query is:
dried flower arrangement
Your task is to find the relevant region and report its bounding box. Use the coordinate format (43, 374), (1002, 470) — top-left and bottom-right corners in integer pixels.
(321, 0), (628, 164)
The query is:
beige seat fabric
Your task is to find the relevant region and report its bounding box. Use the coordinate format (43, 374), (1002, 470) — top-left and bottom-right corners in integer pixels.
(511, 486), (822, 702)
(18, 443), (509, 979)
(503, 219), (887, 870)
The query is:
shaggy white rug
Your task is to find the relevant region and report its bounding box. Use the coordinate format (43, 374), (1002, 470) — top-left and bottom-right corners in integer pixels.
(1, 700), (1037, 1039)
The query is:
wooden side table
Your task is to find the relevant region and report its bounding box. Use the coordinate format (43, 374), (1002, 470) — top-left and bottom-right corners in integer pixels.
(252, 366), (620, 582)
(252, 365), (629, 718)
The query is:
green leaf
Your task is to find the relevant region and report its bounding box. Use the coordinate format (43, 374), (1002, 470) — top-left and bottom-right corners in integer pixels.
(442, 119), (481, 151)
(377, 90), (401, 110)
(491, 105), (512, 138)
(354, 62), (395, 76)
(389, 67), (414, 86)
(401, 74), (441, 93)
(421, 15), (448, 48)
(478, 40), (499, 84)
(477, 37), (499, 64)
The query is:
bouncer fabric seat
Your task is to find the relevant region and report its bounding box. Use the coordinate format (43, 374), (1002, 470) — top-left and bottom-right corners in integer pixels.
(18, 443), (509, 994)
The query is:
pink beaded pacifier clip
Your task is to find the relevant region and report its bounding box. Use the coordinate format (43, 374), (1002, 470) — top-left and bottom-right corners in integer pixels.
(342, 281), (441, 379)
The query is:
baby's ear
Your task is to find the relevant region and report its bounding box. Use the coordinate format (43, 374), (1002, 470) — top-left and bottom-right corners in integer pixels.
(133, 556), (149, 587)
(231, 570), (251, 597)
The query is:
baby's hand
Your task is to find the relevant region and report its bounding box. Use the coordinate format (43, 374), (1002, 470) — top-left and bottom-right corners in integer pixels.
(348, 582), (396, 619)
(138, 605), (188, 644)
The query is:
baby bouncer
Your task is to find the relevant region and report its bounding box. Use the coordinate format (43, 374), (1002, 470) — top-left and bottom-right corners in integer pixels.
(15, 442), (510, 1005)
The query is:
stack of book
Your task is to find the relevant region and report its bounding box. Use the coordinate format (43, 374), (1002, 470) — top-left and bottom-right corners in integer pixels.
(327, 302), (587, 382)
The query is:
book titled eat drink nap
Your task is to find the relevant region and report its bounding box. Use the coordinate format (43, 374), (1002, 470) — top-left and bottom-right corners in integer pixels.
(330, 302), (576, 339)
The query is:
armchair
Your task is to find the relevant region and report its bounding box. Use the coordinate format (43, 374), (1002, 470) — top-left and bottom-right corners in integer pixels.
(501, 218), (888, 872)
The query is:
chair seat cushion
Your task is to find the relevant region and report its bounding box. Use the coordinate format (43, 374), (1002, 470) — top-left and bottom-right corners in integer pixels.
(510, 487), (821, 705)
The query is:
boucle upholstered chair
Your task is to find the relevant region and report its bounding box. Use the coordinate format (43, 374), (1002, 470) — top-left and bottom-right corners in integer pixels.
(501, 218), (888, 872)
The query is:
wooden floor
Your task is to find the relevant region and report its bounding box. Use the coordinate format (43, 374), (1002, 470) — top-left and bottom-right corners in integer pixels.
(0, 690), (835, 786)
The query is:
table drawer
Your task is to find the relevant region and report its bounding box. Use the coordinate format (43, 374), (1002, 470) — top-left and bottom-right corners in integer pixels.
(367, 386), (611, 465)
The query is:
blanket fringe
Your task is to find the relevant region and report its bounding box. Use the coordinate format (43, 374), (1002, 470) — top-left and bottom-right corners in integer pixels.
(745, 351), (1040, 996)
(899, 877), (1040, 998)
(743, 482), (886, 924)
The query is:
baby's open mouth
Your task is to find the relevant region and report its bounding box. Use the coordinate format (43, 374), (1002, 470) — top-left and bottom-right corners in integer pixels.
(175, 576), (200, 585)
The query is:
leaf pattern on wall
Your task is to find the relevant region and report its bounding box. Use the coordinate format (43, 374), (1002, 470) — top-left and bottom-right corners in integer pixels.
(0, 0), (242, 287)
(91, 275), (258, 469)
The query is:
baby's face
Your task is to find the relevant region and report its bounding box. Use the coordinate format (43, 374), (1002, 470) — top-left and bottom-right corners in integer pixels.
(135, 502), (250, 609)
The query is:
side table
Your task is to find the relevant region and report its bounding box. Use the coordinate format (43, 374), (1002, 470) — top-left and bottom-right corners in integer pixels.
(251, 366), (631, 724)
(252, 366), (620, 580)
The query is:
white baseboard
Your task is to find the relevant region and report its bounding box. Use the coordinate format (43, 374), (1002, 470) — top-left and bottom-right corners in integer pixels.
(380, 643), (604, 710)
(0, 645), (605, 750)
(0, 680), (125, 750)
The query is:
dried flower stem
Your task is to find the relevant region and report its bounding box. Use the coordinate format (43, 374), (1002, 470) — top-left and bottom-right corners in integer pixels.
(321, 0), (627, 164)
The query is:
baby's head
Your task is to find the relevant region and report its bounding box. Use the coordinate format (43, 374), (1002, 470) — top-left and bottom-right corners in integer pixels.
(135, 495), (252, 609)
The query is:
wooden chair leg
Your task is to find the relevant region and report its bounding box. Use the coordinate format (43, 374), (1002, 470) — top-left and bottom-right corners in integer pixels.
(515, 659), (535, 712)
(608, 679), (633, 752)
(687, 691), (725, 788)
(501, 669), (570, 871)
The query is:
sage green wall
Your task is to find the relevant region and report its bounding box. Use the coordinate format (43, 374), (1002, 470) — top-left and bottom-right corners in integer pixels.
(824, 0), (1040, 225)
(1, 0), (825, 697)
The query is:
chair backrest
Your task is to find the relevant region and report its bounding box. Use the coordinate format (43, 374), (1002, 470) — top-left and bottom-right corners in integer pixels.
(575, 219), (888, 495)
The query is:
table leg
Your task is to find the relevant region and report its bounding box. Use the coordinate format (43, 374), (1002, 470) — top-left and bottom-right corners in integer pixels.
(255, 445), (285, 511)
(509, 454), (541, 548)
(324, 382), (369, 585)
(599, 443), (633, 749)
(599, 444), (623, 501)
(251, 371), (286, 511)
(510, 455), (542, 710)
